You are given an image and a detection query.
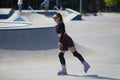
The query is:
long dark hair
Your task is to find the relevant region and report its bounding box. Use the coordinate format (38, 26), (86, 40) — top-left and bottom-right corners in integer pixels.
(55, 13), (63, 22)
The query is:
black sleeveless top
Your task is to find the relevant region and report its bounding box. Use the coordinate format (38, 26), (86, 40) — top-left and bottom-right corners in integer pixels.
(56, 22), (66, 42)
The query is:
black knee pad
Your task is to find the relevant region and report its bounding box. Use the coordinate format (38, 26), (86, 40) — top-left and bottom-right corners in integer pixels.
(58, 52), (64, 58)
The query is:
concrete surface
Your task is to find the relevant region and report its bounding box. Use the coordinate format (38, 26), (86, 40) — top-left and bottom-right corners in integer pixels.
(0, 12), (120, 80)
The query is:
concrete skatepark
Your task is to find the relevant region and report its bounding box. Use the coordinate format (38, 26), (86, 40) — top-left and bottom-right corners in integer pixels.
(0, 8), (120, 80)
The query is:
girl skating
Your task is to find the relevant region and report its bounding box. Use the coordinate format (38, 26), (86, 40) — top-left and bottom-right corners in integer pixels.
(53, 13), (90, 75)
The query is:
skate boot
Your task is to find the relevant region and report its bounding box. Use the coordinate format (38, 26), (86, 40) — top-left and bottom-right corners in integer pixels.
(57, 65), (67, 75)
(82, 61), (90, 73)
(57, 69), (67, 75)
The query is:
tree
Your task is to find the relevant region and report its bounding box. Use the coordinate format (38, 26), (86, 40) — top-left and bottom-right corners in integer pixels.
(104, 0), (118, 11)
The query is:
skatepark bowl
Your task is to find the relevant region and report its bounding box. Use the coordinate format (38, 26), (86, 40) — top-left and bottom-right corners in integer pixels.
(0, 8), (120, 80)
(0, 8), (80, 50)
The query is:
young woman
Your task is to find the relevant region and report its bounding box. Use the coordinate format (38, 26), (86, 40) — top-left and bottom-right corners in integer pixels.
(53, 13), (90, 75)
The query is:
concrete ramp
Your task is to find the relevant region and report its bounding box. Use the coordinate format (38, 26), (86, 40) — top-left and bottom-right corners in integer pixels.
(23, 12), (50, 22)
(0, 8), (14, 19)
(64, 8), (81, 21)
(0, 11), (20, 21)
(14, 17), (25, 21)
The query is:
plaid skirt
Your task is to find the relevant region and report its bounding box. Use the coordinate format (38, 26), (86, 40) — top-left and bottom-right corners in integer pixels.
(60, 34), (75, 51)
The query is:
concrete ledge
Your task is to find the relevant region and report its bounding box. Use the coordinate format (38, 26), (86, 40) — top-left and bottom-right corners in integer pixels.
(0, 8), (14, 19)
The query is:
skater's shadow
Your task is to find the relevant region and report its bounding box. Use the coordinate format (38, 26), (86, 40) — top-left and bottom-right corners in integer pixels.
(67, 74), (120, 80)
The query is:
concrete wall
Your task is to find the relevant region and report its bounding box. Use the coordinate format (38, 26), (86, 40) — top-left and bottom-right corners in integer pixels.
(0, 27), (58, 50)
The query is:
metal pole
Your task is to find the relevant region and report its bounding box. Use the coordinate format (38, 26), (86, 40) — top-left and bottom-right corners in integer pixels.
(80, 0), (82, 15)
(80, 0), (81, 14)
(56, 0), (58, 7)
